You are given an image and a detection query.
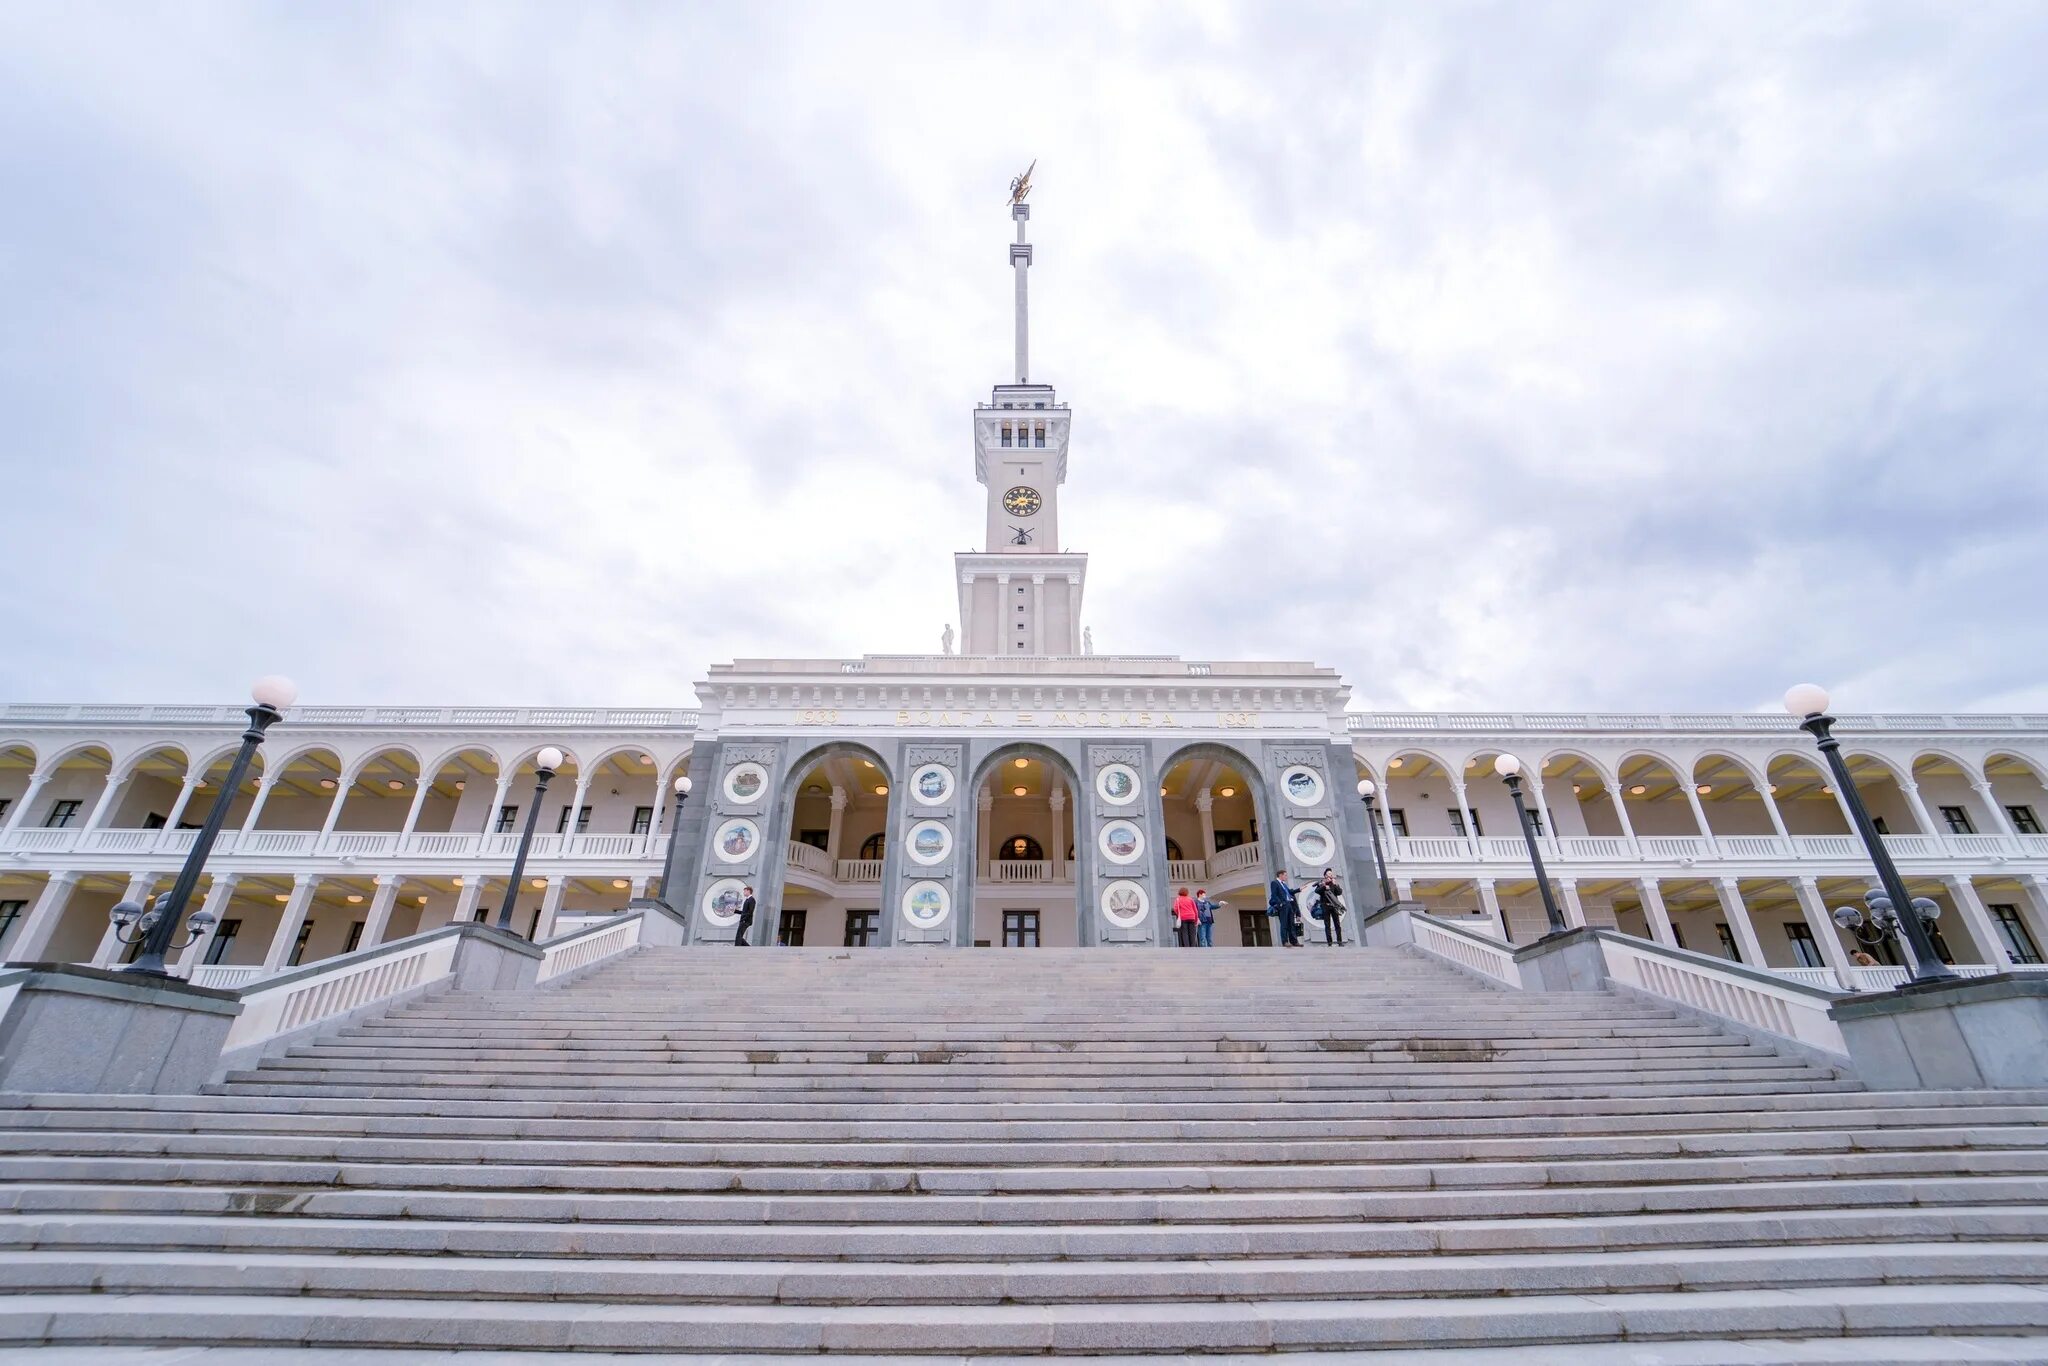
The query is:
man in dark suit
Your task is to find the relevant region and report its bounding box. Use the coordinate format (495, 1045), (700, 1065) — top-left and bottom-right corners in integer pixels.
(1267, 871), (1301, 948)
(734, 886), (756, 946)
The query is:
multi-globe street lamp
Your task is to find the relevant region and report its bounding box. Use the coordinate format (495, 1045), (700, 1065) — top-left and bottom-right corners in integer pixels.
(1492, 754), (1570, 936)
(495, 745), (563, 935)
(112, 675), (299, 977)
(1354, 779), (1396, 908)
(1784, 683), (1957, 985)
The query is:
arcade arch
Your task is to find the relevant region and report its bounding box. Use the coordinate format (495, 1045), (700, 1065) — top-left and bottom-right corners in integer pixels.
(968, 744), (1081, 948)
(775, 742), (895, 947)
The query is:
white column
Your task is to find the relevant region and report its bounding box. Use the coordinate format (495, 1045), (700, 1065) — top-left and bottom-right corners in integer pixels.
(156, 776), (203, 846)
(1528, 771), (1559, 854)
(646, 771), (671, 847)
(1449, 777), (1478, 858)
(480, 774), (514, 835)
(239, 776), (277, 835)
(1943, 874), (2010, 968)
(1195, 788), (1217, 862)
(533, 876), (569, 941)
(825, 786), (849, 861)
(79, 772), (132, 833)
(1972, 780), (2021, 840)
(174, 874), (242, 969)
(395, 779), (434, 843)
(1475, 880), (1509, 941)
(262, 874), (322, 971)
(6, 872), (82, 961)
(977, 788), (994, 878)
(1757, 780), (1794, 844)
(1791, 876), (1856, 986)
(314, 774), (354, 843)
(2, 771), (52, 833)
(453, 876), (486, 924)
(1897, 778), (1940, 839)
(1712, 877), (1767, 967)
(360, 874), (403, 950)
(629, 875), (650, 901)
(1605, 782), (1641, 857)
(1557, 878), (1588, 930)
(1634, 878), (1676, 945)
(562, 771), (593, 845)
(92, 872), (161, 965)
(1048, 785), (1066, 881)
(1679, 779), (1720, 855)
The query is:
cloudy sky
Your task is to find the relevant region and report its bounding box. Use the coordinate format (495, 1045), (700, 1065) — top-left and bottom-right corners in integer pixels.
(2, 2), (2043, 714)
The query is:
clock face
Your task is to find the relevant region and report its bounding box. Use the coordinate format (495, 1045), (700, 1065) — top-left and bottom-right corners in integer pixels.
(1002, 486), (1042, 516)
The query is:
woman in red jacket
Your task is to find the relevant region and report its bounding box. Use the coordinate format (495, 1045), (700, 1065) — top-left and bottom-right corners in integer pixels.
(1172, 887), (1200, 947)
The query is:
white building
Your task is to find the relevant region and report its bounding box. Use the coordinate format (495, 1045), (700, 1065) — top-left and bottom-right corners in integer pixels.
(5, 193), (2047, 988)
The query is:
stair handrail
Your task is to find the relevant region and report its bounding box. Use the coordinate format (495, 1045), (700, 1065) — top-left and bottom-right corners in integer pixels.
(1409, 912), (1521, 988)
(1592, 929), (1848, 1056)
(221, 921), (476, 1055)
(536, 911), (644, 983)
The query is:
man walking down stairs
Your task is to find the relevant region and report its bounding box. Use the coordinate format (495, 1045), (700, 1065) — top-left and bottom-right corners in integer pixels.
(1, 946), (2046, 1358)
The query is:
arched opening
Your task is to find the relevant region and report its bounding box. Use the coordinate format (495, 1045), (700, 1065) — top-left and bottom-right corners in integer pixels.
(1615, 753), (1702, 851)
(1540, 752), (1619, 847)
(247, 747), (344, 834)
(11, 744), (113, 840)
(1689, 754), (1781, 847)
(969, 745), (1081, 949)
(329, 747), (425, 834)
(1160, 745), (1270, 945)
(776, 743), (895, 948)
(1910, 751), (1995, 840)
(1985, 753), (2048, 843)
(1765, 754), (1849, 837)
(1378, 750), (1460, 848)
(412, 748), (499, 842)
(0, 743), (38, 830)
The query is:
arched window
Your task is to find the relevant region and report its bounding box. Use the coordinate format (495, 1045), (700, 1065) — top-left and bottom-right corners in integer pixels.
(998, 834), (1044, 860)
(1165, 838), (1184, 862)
(858, 833), (885, 860)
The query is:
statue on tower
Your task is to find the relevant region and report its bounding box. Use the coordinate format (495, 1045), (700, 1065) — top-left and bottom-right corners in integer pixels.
(1083, 627), (1094, 655)
(1008, 159), (1035, 206)
(942, 624), (955, 656)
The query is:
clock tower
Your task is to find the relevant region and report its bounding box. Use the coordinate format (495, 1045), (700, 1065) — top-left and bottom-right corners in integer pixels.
(954, 183), (1088, 656)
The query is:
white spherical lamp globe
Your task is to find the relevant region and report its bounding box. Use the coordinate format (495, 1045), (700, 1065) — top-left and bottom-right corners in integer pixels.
(536, 746), (565, 772)
(1356, 779), (1374, 797)
(674, 774), (693, 795)
(250, 675), (299, 710)
(1783, 683), (1830, 717)
(1494, 754), (1522, 778)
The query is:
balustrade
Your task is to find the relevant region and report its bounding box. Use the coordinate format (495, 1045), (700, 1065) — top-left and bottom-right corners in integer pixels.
(989, 860), (1051, 883)
(1638, 836), (1712, 861)
(239, 830), (317, 856)
(320, 832), (398, 857)
(785, 841), (833, 876)
(1208, 841), (1263, 875)
(836, 859), (884, 883)
(1167, 859), (1207, 883)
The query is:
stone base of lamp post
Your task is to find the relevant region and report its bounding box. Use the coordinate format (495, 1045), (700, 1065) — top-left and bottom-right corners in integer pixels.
(626, 898), (691, 946)
(1829, 975), (2048, 1091)
(1509, 926), (1611, 993)
(446, 924), (546, 993)
(0, 964), (240, 1094)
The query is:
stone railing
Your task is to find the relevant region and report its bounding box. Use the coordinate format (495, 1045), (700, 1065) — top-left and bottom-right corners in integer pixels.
(536, 914), (644, 984)
(1167, 859), (1207, 883)
(836, 859), (884, 883)
(785, 841), (833, 878)
(220, 924), (470, 1059)
(1209, 842), (1263, 876)
(1378, 829), (2048, 869)
(0, 703), (701, 729)
(1347, 710), (2048, 734)
(990, 860), (1053, 883)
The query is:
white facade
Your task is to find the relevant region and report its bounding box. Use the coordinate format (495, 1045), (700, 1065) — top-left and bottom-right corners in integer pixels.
(6, 193), (2048, 985)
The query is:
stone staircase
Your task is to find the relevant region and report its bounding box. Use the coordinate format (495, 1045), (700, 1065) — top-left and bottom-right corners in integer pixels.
(2, 944), (2047, 1360)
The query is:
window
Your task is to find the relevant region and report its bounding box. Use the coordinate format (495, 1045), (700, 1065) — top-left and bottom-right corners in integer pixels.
(472, 904), (490, 924)
(495, 805), (519, 834)
(1002, 910), (1040, 947)
(1526, 809), (1545, 836)
(556, 805), (592, 835)
(796, 829), (828, 851)
(1928, 927), (1956, 965)
(858, 833), (886, 860)
(777, 909), (808, 946)
(1940, 805), (1975, 835)
(288, 921), (315, 967)
(2008, 805), (2043, 835)
(1989, 904), (2043, 965)
(0, 899), (25, 951)
(44, 799), (81, 829)
(998, 835), (1044, 860)
(1237, 909), (1273, 947)
(202, 917), (241, 965)
(1213, 829), (1245, 851)
(1872, 816), (1889, 835)
(343, 921), (365, 955)
(1165, 838), (1184, 862)
(1670, 923), (1685, 950)
(1033, 426), (1046, 447)
(1784, 923), (1824, 968)
(1387, 808), (1408, 837)
(631, 806), (654, 836)
(0, 798), (9, 823)
(1715, 922), (1742, 963)
(1446, 808), (1481, 837)
(844, 909), (880, 947)
(1000, 426), (1013, 447)
(142, 812), (167, 829)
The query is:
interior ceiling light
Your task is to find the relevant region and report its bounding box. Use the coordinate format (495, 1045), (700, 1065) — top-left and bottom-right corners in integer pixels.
(1629, 784), (1648, 795)
(1388, 758), (1404, 769)
(1821, 786), (1833, 796)
(1769, 784), (1779, 794)
(451, 877), (464, 887)
(1571, 784), (1582, 795)
(453, 780), (465, 790)
(874, 785), (888, 795)
(1013, 786), (1028, 796)
(273, 894), (289, 903)
(319, 778), (337, 789)
(1696, 784), (1712, 795)
(637, 754), (652, 765)
(531, 878), (546, 889)
(1013, 757), (1029, 768)
(612, 879), (630, 889)
(1219, 786), (1236, 797)
(805, 783), (824, 794)
(387, 780), (405, 790)
(416, 895), (429, 904)
(346, 894), (364, 904)
(861, 759), (874, 768)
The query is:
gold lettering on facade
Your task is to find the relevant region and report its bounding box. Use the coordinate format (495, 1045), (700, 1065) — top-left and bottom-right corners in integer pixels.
(796, 708), (840, 726)
(1219, 711), (1256, 728)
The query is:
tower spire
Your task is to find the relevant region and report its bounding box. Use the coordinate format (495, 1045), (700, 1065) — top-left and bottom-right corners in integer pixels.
(1007, 160), (1035, 384)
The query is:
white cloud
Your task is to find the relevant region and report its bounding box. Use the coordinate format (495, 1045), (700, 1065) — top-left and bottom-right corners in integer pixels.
(0, 1), (2042, 714)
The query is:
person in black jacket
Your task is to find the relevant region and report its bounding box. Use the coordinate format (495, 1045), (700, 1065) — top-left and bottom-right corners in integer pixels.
(734, 886), (756, 946)
(1317, 869), (1347, 946)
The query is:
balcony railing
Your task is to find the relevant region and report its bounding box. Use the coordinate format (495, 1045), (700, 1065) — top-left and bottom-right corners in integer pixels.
(989, 860), (1053, 883)
(836, 859), (884, 883)
(1209, 842), (1264, 875)
(1167, 859), (1206, 883)
(786, 841), (833, 877)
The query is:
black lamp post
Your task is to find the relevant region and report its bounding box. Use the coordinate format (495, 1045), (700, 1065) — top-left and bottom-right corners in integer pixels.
(113, 675), (297, 977)
(1354, 779), (1397, 908)
(1493, 754), (1569, 936)
(659, 773), (692, 901)
(495, 745), (562, 934)
(1784, 684), (1957, 984)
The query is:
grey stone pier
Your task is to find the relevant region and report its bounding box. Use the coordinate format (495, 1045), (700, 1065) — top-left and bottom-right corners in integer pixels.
(0, 963), (240, 1094)
(1831, 973), (2048, 1090)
